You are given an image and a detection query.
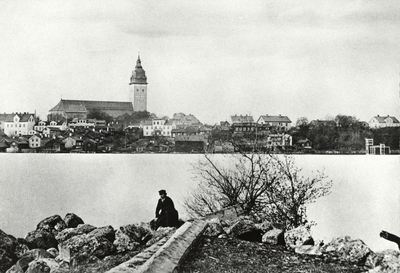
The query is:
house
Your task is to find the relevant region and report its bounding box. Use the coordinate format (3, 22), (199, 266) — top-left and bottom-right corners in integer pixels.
(172, 113), (202, 126)
(34, 120), (48, 132)
(1, 112), (36, 136)
(0, 141), (8, 152)
(368, 115), (400, 129)
(258, 133), (292, 152)
(43, 138), (65, 153)
(63, 136), (77, 150)
(6, 141), (19, 153)
(29, 134), (44, 149)
(220, 121), (230, 127)
(231, 114), (254, 124)
(142, 118), (177, 137)
(83, 139), (98, 153)
(174, 135), (207, 153)
(230, 115), (257, 133)
(257, 115), (292, 130)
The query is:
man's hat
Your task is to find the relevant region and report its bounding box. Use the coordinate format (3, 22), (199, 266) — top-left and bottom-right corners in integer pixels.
(159, 189), (166, 195)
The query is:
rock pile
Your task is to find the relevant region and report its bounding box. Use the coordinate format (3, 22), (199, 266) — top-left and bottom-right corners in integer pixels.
(0, 213), (180, 273)
(203, 215), (400, 273)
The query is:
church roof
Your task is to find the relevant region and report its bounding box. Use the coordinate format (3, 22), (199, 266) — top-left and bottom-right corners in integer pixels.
(49, 99), (133, 113)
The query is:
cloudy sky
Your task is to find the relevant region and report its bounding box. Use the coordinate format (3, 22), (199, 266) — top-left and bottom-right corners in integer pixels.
(0, 0), (399, 124)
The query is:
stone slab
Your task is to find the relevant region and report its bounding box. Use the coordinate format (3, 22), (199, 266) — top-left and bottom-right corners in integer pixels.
(107, 220), (208, 273)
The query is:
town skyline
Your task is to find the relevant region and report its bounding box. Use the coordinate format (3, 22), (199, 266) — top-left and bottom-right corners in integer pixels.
(0, 0), (400, 125)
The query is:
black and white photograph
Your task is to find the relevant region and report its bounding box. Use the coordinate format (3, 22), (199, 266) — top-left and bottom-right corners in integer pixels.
(0, 1), (399, 272)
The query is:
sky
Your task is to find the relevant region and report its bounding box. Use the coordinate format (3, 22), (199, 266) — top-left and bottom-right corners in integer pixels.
(0, 0), (399, 125)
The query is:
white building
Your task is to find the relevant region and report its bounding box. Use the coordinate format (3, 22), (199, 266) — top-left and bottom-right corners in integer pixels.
(1, 113), (36, 136)
(142, 118), (177, 137)
(257, 114), (292, 130)
(368, 115), (400, 128)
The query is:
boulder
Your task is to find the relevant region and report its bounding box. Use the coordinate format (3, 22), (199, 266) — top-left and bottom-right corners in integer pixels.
(25, 230), (58, 250)
(55, 224), (96, 243)
(58, 226), (116, 263)
(88, 225), (115, 242)
(204, 219), (225, 237)
(5, 264), (24, 273)
(36, 215), (67, 236)
(284, 226), (313, 248)
(14, 241), (29, 259)
(119, 224), (150, 243)
(225, 219), (257, 237)
(295, 245), (323, 256)
(262, 228), (284, 245)
(46, 248), (58, 258)
(113, 224), (152, 253)
(113, 231), (140, 253)
(321, 236), (373, 264)
(1, 249), (16, 273)
(63, 213), (84, 228)
(0, 229), (17, 253)
(13, 249), (54, 273)
(254, 221), (274, 233)
(365, 249), (400, 272)
(25, 260), (50, 273)
(37, 258), (62, 272)
(0, 229), (18, 273)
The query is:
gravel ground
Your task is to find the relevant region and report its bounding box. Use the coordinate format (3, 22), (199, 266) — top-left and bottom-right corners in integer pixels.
(179, 236), (370, 273)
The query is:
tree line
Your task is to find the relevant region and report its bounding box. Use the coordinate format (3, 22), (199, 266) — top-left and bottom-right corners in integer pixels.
(291, 115), (400, 152)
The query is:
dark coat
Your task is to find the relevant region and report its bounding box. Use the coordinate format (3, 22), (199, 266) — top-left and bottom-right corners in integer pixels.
(155, 196), (175, 218)
(155, 196), (179, 228)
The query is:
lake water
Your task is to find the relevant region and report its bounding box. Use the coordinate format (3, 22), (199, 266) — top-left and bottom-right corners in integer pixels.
(0, 154), (399, 252)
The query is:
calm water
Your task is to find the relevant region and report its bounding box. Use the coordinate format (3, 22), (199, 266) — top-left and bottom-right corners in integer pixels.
(0, 154), (399, 252)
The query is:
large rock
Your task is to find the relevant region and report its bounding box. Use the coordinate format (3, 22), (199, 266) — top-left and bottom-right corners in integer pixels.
(36, 215), (67, 236)
(55, 224), (96, 243)
(225, 218), (257, 237)
(25, 230), (58, 250)
(295, 245), (323, 256)
(14, 241), (29, 259)
(25, 260), (50, 273)
(284, 226), (313, 248)
(321, 236), (373, 264)
(63, 213), (84, 228)
(204, 219), (225, 237)
(25, 215), (68, 250)
(58, 226), (116, 263)
(0, 229), (18, 273)
(365, 249), (400, 272)
(113, 224), (151, 253)
(262, 228), (284, 245)
(113, 231), (140, 253)
(12, 249), (54, 273)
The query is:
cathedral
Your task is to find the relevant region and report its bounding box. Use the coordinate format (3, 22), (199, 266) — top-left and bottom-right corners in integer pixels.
(49, 56), (148, 119)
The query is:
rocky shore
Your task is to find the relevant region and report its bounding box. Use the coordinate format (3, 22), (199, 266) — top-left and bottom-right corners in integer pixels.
(0, 211), (399, 272)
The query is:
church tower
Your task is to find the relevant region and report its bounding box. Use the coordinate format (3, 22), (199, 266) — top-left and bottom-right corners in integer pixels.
(129, 55), (147, 112)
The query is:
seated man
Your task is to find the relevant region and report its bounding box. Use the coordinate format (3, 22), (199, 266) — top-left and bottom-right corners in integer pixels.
(380, 230), (400, 250)
(153, 190), (179, 230)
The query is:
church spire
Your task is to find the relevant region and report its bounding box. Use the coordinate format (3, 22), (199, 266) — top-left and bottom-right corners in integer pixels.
(130, 55), (147, 85)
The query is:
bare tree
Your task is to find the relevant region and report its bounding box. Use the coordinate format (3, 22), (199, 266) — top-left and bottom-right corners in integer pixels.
(184, 153), (332, 230)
